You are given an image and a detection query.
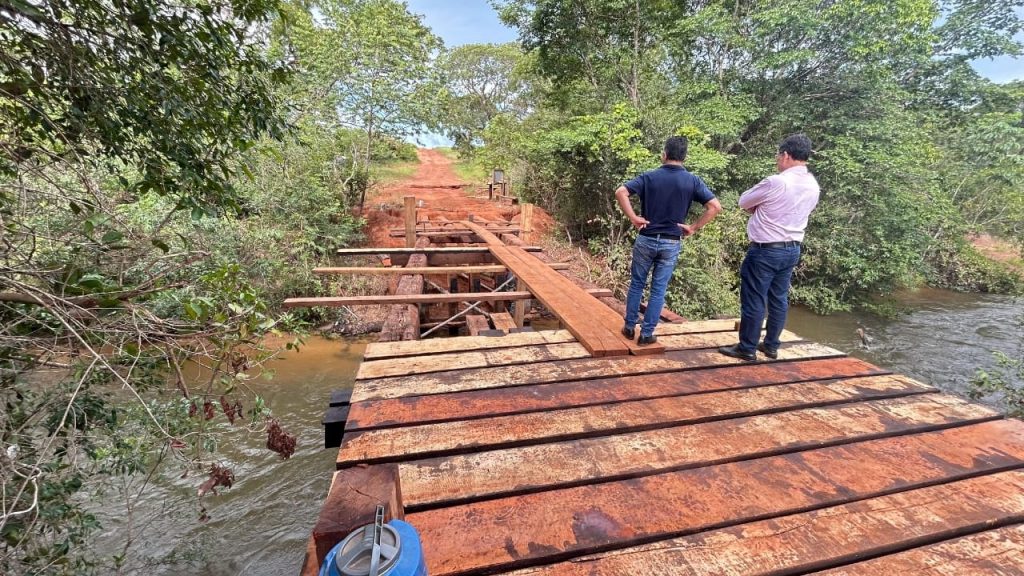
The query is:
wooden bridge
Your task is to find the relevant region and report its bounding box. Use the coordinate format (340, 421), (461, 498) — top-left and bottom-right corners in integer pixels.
(294, 199), (1024, 575)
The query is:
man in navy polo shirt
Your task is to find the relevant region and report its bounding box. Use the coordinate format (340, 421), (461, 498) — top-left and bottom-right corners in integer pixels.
(615, 136), (722, 345)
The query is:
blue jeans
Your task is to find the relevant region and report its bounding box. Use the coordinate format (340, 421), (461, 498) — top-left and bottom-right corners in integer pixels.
(738, 245), (801, 353)
(624, 234), (682, 337)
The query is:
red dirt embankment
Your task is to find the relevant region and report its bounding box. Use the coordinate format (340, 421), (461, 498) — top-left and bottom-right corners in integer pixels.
(362, 148), (553, 246)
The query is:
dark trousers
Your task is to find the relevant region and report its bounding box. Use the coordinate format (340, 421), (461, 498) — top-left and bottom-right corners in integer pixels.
(738, 245), (801, 353)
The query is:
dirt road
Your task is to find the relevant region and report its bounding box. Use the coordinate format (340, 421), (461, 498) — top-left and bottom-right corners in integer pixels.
(363, 148), (551, 246)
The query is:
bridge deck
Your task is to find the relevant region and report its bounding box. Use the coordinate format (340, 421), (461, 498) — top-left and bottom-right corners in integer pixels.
(303, 323), (1024, 576)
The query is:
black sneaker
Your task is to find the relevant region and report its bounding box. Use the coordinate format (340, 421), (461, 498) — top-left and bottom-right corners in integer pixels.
(718, 344), (756, 361)
(621, 325), (635, 340)
(757, 343), (778, 359)
(638, 334), (658, 346)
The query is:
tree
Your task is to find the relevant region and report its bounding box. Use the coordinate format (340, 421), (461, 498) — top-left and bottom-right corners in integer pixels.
(0, 1), (299, 572)
(486, 0), (1024, 316)
(438, 43), (532, 154)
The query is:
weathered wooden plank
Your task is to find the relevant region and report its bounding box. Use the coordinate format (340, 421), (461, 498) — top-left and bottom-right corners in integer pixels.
(335, 247), (543, 255)
(361, 319), (747, 361)
(407, 419), (1024, 576)
(356, 342), (591, 380)
(812, 524), (1024, 575)
(311, 466), (402, 566)
(398, 391), (993, 508)
(350, 342), (845, 402)
(356, 330), (799, 379)
(390, 227), (521, 236)
(490, 312), (518, 332)
(489, 242), (640, 357)
(363, 330), (577, 360)
(340, 375), (946, 467)
(459, 221), (635, 357)
(503, 472), (1024, 576)
(284, 289), (613, 308)
(312, 264), (569, 275)
(345, 357), (888, 431)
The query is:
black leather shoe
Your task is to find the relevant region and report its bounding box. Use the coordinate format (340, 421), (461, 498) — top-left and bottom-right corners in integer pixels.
(757, 343), (778, 359)
(718, 344), (756, 361)
(637, 334), (658, 346)
(621, 325), (635, 340)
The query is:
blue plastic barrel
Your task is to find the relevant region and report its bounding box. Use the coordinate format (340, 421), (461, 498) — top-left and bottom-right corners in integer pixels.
(320, 519), (427, 576)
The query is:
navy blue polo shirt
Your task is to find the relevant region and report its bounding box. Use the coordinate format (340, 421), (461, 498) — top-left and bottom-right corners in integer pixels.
(623, 165), (715, 238)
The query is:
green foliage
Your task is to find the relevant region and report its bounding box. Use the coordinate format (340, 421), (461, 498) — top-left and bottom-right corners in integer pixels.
(480, 0), (1024, 318)
(438, 43), (533, 154)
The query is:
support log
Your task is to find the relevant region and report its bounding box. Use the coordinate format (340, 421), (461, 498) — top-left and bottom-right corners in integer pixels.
(379, 236), (429, 342)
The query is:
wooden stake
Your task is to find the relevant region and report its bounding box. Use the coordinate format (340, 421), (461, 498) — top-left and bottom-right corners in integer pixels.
(404, 196), (416, 248)
(520, 203), (535, 243)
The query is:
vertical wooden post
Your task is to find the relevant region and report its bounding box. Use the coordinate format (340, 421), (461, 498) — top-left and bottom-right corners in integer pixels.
(404, 195), (416, 248)
(520, 203), (535, 244)
(512, 278), (527, 327)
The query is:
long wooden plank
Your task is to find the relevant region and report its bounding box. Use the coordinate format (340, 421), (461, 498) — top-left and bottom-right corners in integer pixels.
(350, 342), (845, 402)
(813, 524), (1024, 575)
(459, 220), (633, 357)
(361, 319), (745, 361)
(507, 240), (667, 357)
(407, 420), (1024, 576)
(363, 330), (578, 360)
(390, 227), (520, 236)
(313, 264), (569, 275)
(356, 330), (802, 379)
(503, 472), (1024, 576)
(490, 242), (639, 357)
(335, 247), (543, 255)
(357, 343), (591, 380)
(284, 289), (613, 308)
(338, 376), (948, 467)
(345, 357), (888, 431)
(398, 392), (994, 508)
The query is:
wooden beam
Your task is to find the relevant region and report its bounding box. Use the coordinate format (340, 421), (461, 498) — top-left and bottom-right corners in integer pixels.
(814, 524), (1024, 575)
(520, 203), (535, 243)
(311, 466), (402, 567)
(508, 472), (1024, 576)
(403, 196), (416, 248)
(351, 342), (845, 402)
(312, 264), (570, 275)
(395, 393), (997, 508)
(344, 357), (888, 431)
(335, 247), (543, 255)
(390, 227), (520, 236)
(406, 419), (1024, 576)
(339, 378), (956, 468)
(355, 330), (803, 380)
(284, 289), (613, 308)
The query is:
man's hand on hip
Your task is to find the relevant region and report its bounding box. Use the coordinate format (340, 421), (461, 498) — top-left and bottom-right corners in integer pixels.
(630, 215), (649, 230)
(678, 223), (695, 237)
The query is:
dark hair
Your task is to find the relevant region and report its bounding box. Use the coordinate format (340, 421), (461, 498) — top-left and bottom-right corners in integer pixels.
(664, 136), (688, 162)
(778, 133), (812, 161)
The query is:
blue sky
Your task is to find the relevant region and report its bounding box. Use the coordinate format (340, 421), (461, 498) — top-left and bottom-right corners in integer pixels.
(407, 0), (1022, 82)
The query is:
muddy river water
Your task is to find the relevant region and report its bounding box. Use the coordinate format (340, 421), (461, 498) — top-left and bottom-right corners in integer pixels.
(95, 289), (1019, 575)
